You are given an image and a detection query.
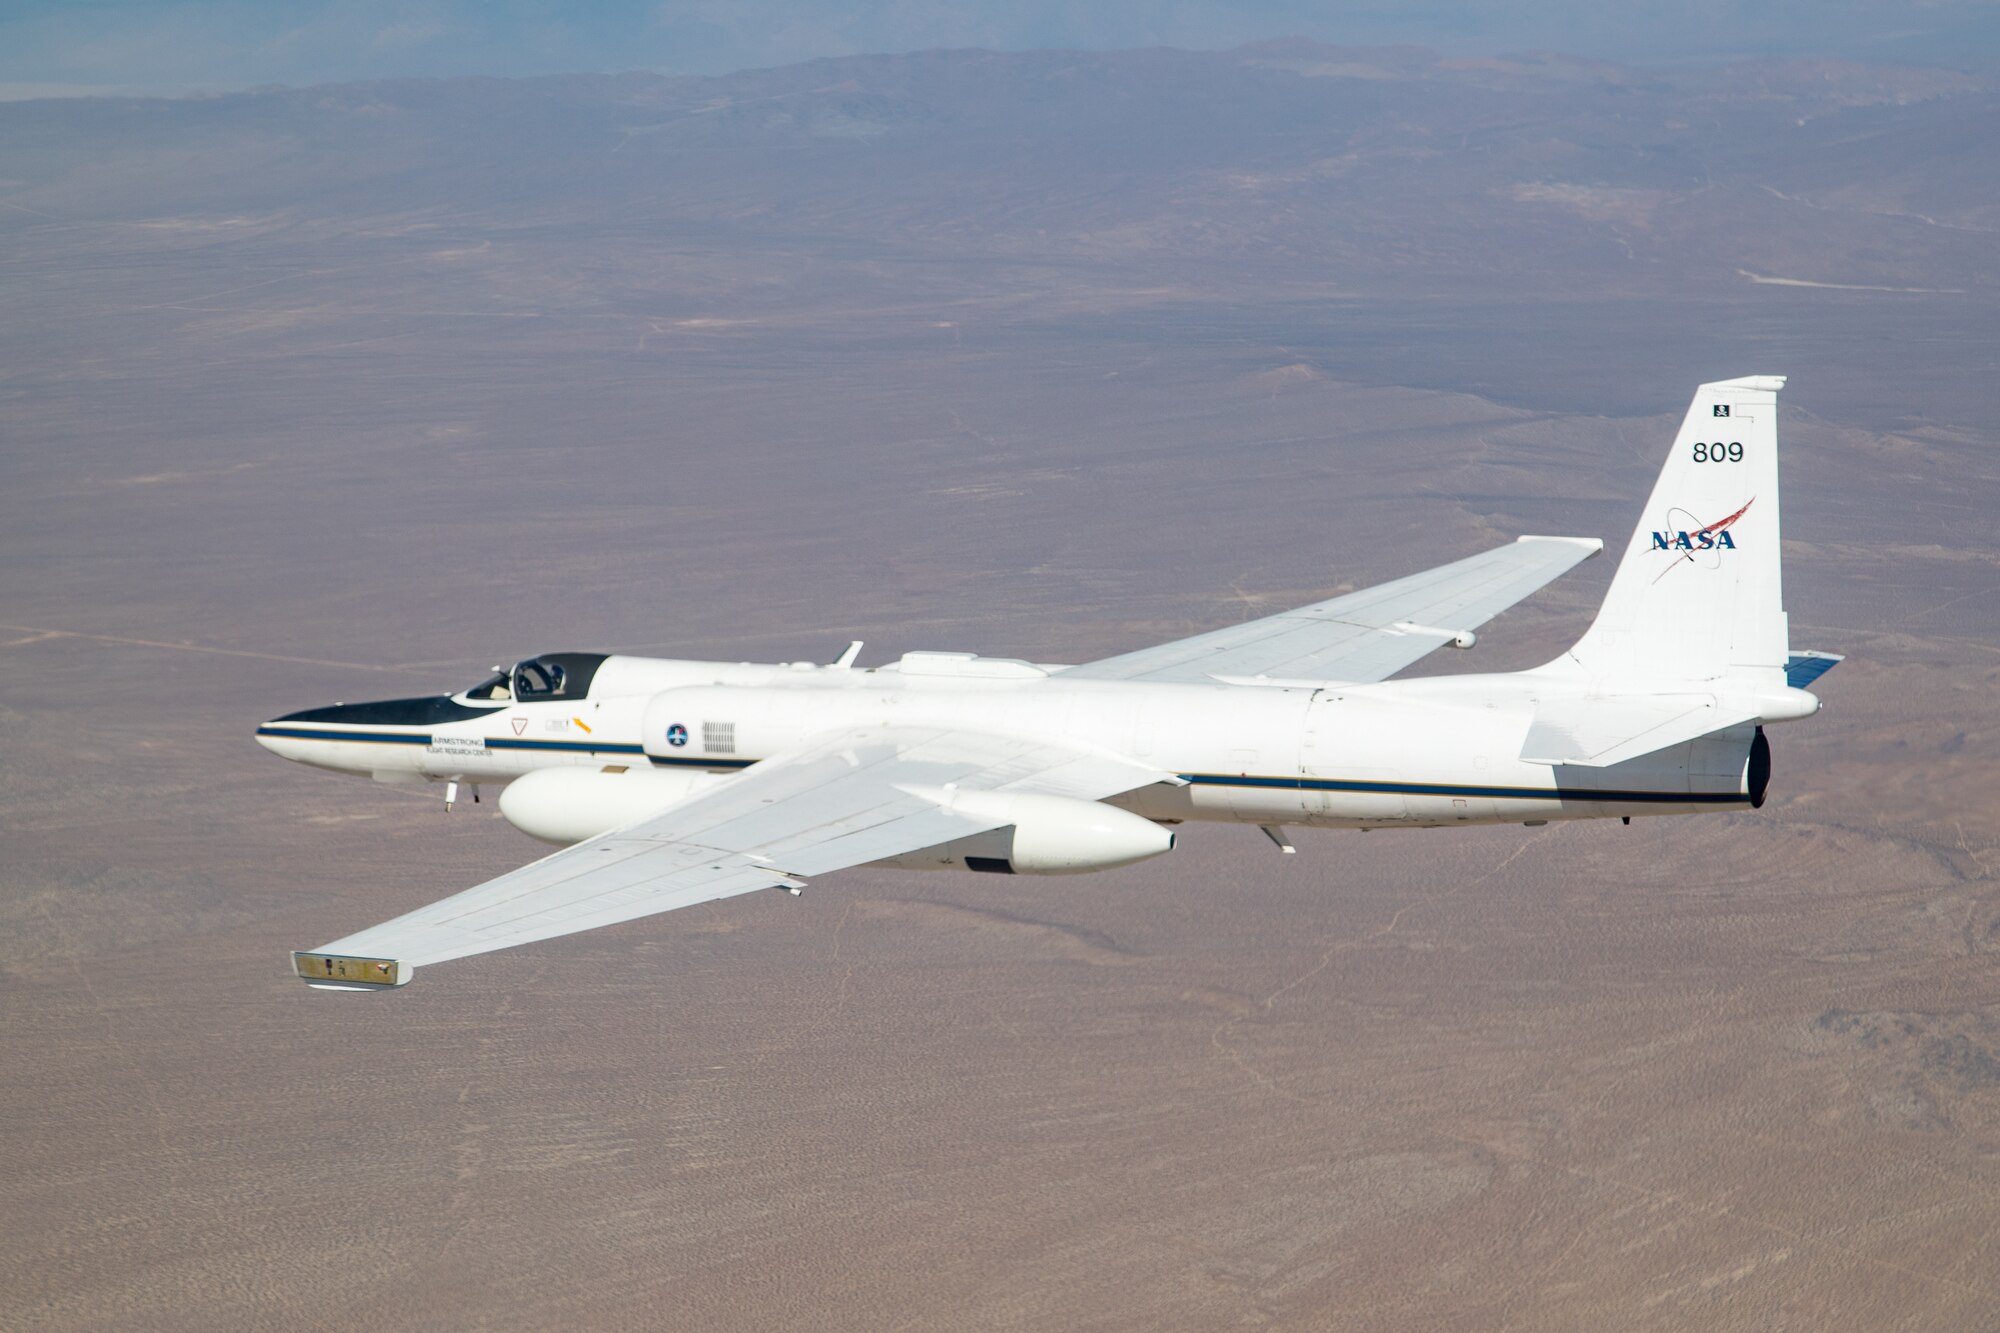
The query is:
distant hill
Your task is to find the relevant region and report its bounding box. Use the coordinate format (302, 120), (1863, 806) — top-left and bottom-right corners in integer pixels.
(3, 42), (1993, 294)
(2, 42), (1993, 424)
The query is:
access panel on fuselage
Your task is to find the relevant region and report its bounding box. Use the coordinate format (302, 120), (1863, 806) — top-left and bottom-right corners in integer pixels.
(1299, 690), (1414, 825)
(1125, 683), (1315, 825)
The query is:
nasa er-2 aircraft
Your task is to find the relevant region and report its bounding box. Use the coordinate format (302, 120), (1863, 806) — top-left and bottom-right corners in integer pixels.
(262, 376), (1840, 990)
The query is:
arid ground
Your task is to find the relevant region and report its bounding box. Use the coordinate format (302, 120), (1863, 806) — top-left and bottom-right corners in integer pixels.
(4, 44), (1998, 1329)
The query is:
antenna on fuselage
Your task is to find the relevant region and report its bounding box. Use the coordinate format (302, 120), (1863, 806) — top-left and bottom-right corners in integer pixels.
(830, 641), (863, 669)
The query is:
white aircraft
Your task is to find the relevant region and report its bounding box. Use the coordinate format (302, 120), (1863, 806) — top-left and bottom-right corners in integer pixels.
(263, 376), (1840, 990)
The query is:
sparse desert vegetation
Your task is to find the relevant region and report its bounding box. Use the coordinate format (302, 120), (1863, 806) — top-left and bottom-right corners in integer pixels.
(3, 43), (1998, 1330)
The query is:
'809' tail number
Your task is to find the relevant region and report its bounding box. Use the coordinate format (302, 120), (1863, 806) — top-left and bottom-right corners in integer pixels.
(1692, 441), (1743, 463)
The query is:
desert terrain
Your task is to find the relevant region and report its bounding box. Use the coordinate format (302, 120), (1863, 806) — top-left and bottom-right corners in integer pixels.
(3, 43), (1998, 1329)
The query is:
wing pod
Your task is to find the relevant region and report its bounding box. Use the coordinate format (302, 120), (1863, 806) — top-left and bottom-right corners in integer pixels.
(498, 766), (727, 846)
(878, 790), (1174, 873)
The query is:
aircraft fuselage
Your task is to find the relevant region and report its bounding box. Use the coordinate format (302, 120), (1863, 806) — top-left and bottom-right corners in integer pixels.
(257, 649), (1762, 835)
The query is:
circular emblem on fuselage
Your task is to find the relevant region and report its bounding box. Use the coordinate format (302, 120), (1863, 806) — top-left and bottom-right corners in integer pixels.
(666, 723), (689, 747)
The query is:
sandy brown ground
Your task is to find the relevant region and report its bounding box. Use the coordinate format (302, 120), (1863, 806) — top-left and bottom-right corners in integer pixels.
(4, 48), (1999, 1331)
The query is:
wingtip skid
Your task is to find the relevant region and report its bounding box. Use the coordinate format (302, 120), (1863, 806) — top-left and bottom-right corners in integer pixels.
(291, 950), (413, 990)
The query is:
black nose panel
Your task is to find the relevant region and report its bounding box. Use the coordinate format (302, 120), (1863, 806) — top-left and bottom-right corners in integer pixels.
(274, 696), (503, 726)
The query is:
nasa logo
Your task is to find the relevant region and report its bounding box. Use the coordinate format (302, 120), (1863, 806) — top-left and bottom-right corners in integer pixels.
(1651, 497), (1753, 554)
(1651, 529), (1738, 551)
(666, 723), (688, 747)
(1649, 497), (1754, 583)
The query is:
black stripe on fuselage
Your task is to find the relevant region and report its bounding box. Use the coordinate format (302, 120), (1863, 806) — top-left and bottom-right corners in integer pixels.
(273, 697), (504, 726)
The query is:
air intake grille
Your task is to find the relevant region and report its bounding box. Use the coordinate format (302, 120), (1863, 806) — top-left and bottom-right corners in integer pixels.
(703, 721), (736, 754)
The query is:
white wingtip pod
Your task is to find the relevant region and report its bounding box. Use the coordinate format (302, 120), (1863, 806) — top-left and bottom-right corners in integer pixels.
(1556, 375), (1790, 686)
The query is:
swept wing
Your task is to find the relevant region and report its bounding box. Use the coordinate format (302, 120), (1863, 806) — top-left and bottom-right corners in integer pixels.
(1061, 535), (1601, 686)
(292, 727), (1172, 988)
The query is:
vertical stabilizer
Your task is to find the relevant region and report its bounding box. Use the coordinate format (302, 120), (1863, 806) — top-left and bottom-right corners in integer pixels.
(1557, 376), (1788, 684)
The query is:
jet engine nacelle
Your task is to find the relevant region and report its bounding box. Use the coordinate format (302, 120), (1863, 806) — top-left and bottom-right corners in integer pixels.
(872, 790), (1174, 874)
(498, 766), (727, 846)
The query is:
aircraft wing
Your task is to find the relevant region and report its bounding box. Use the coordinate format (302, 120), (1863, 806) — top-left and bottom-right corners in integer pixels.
(290, 727), (1173, 988)
(1060, 535), (1602, 686)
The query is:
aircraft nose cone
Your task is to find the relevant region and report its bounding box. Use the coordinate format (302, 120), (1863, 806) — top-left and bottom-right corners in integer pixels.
(255, 713), (305, 755)
(257, 703), (343, 757)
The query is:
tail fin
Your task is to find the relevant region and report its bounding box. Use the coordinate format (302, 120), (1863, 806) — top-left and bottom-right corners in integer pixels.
(1556, 375), (1788, 685)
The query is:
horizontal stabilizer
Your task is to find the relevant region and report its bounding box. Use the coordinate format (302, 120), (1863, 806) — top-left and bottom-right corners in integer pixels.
(1520, 693), (1757, 767)
(1786, 651), (1843, 689)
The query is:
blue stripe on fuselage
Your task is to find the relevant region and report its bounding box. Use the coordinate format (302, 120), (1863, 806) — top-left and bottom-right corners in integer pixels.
(256, 725), (431, 745)
(253, 729), (1739, 803)
(254, 725), (644, 755)
(648, 754), (755, 770)
(486, 737), (646, 755)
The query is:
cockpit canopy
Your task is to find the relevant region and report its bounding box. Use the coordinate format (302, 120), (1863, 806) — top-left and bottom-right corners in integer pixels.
(461, 653), (609, 704)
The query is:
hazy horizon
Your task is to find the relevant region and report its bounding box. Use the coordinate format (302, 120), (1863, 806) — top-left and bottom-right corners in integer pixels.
(7, 0), (2000, 99)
